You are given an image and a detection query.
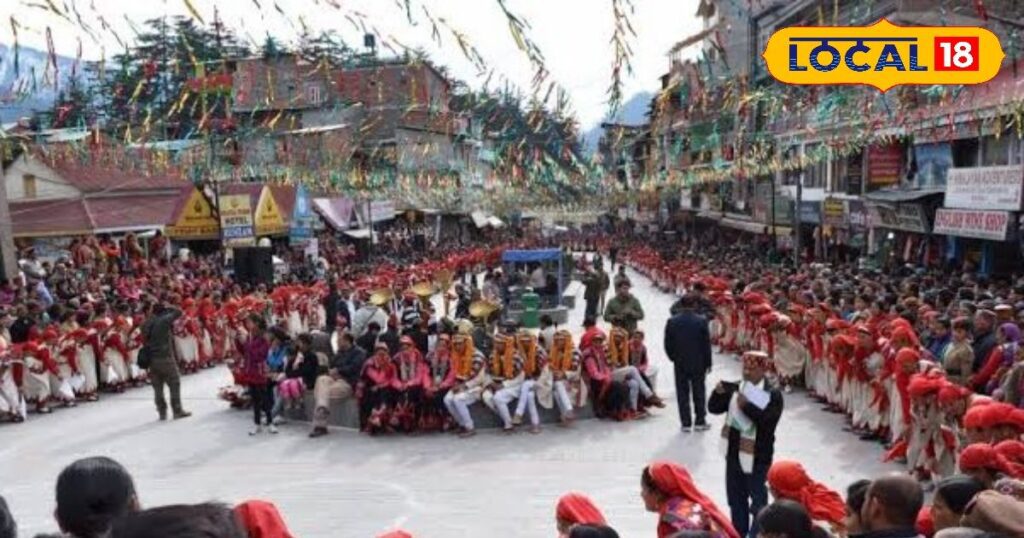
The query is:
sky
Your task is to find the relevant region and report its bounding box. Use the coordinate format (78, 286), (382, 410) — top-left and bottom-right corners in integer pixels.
(4, 0), (704, 129)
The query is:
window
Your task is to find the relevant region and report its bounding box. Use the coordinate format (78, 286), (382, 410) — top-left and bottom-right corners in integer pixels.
(803, 143), (827, 188)
(952, 138), (979, 167)
(981, 134), (1010, 166)
(305, 83), (323, 105)
(22, 174), (36, 199)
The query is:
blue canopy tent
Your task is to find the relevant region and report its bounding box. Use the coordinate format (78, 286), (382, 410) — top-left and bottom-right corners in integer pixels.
(501, 249), (565, 307)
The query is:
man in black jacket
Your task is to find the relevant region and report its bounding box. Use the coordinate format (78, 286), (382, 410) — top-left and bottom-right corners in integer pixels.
(309, 332), (366, 438)
(708, 351), (784, 538)
(664, 295), (712, 431)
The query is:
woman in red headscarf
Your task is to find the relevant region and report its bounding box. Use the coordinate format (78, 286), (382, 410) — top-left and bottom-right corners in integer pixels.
(640, 461), (740, 538)
(767, 460), (846, 536)
(555, 492), (606, 538)
(234, 500), (295, 538)
(358, 342), (399, 435)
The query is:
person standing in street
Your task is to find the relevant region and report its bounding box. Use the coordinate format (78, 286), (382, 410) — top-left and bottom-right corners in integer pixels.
(708, 351), (783, 538)
(604, 281), (644, 333)
(238, 314), (275, 435)
(583, 266), (602, 320)
(663, 295), (712, 432)
(139, 299), (190, 421)
(596, 264), (610, 316)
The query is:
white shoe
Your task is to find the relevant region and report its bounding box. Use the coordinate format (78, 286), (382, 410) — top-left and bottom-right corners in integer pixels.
(249, 425), (263, 436)
(268, 424), (279, 434)
(272, 416), (285, 426)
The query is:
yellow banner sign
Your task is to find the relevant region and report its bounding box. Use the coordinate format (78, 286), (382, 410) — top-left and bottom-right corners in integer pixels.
(166, 188), (219, 240)
(762, 18), (1004, 91)
(254, 188), (288, 236)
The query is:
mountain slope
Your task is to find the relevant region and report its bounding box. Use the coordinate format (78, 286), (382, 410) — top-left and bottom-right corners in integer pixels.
(582, 91), (653, 153)
(0, 44), (78, 123)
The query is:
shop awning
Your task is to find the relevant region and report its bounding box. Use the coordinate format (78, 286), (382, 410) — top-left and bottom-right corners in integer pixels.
(470, 211), (489, 228)
(863, 188), (945, 203)
(313, 197), (355, 231)
(86, 192), (181, 234)
(720, 216), (791, 236)
(343, 228), (377, 240)
(10, 198), (93, 238)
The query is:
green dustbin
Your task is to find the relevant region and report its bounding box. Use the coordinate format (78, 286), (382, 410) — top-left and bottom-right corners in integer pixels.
(521, 291), (541, 328)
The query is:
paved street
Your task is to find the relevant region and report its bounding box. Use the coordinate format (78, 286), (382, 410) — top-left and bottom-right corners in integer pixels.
(1, 267), (900, 538)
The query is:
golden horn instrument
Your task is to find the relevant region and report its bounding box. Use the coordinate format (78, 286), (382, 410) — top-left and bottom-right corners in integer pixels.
(469, 299), (500, 319)
(368, 287), (394, 307)
(409, 281), (437, 298)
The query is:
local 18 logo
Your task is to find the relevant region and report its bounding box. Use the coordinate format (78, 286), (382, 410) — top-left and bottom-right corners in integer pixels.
(762, 19), (1004, 91)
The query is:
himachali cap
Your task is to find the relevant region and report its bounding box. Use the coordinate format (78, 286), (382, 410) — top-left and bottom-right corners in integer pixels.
(825, 319), (851, 331)
(937, 383), (971, 405)
(958, 443), (1005, 472)
(742, 351), (771, 369)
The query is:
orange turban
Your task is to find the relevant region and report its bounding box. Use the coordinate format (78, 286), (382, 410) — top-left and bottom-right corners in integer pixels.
(767, 460), (847, 526)
(555, 493), (606, 526)
(648, 461), (740, 538)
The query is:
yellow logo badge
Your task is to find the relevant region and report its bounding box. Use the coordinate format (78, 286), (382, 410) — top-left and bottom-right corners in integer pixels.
(762, 18), (1004, 91)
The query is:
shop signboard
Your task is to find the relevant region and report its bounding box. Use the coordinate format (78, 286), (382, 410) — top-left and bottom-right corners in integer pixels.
(846, 152), (863, 195)
(945, 165), (1024, 211)
(799, 201), (821, 224)
(220, 194), (255, 246)
(868, 143), (903, 185)
(822, 198), (846, 227)
(869, 203), (929, 233)
(933, 208), (1010, 241)
(847, 200), (869, 230)
(289, 184), (314, 246)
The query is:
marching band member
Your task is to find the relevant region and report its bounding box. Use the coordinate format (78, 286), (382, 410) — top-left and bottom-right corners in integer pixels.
(443, 332), (488, 438)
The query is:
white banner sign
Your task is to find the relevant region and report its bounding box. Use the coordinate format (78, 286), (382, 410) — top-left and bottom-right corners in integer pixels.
(933, 208), (1011, 241)
(945, 165), (1023, 211)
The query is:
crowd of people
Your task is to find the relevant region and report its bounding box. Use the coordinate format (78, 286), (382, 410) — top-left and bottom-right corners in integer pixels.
(5, 224), (1024, 537)
(3, 454), (1023, 537)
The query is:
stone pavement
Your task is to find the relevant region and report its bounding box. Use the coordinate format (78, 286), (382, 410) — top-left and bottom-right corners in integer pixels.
(0, 266), (901, 538)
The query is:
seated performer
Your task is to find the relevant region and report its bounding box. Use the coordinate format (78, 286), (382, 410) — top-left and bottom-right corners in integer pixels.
(421, 334), (457, 432)
(608, 326), (666, 412)
(536, 329), (588, 425)
(358, 342), (399, 435)
(443, 332), (488, 438)
(392, 336), (429, 433)
(629, 329), (658, 390)
(483, 334), (525, 433)
(582, 331), (635, 421)
(512, 329), (546, 433)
